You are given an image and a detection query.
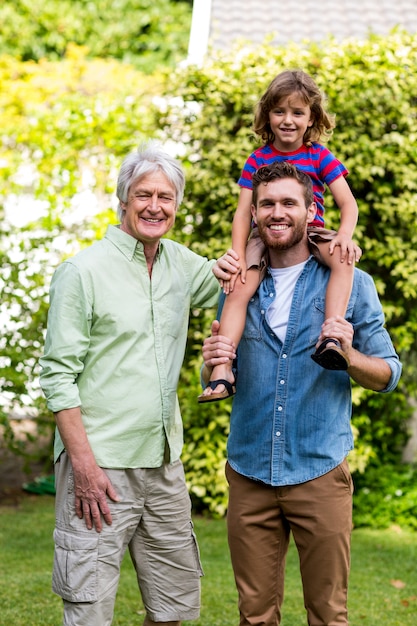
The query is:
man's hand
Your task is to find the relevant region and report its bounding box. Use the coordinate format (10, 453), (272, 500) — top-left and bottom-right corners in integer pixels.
(319, 315), (354, 351)
(213, 249), (241, 294)
(54, 407), (120, 533)
(201, 320), (237, 384)
(72, 461), (119, 533)
(320, 315), (392, 390)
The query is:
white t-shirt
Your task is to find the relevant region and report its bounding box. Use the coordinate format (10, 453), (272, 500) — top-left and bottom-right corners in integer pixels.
(266, 260), (308, 343)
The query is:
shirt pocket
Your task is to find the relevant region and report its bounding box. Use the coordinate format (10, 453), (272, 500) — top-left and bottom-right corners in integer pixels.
(160, 297), (188, 339)
(244, 298), (263, 340)
(309, 297), (354, 344)
(309, 297), (326, 344)
(52, 528), (99, 602)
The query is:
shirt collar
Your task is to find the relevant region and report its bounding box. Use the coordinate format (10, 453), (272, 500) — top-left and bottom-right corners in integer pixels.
(105, 224), (163, 261)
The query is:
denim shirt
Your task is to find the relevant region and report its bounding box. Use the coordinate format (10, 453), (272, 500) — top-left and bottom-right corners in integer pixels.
(227, 257), (402, 486)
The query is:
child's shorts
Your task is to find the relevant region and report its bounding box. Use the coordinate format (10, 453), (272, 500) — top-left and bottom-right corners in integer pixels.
(246, 225), (337, 273)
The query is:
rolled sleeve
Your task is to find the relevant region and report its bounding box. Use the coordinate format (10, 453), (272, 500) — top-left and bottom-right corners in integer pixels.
(380, 356), (402, 393)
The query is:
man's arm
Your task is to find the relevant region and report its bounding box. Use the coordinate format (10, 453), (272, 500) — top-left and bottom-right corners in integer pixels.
(321, 316), (393, 391)
(40, 264), (119, 532)
(55, 407), (119, 532)
(346, 351), (392, 391)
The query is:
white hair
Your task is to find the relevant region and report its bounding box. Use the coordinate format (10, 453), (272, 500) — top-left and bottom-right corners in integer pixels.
(116, 141), (185, 220)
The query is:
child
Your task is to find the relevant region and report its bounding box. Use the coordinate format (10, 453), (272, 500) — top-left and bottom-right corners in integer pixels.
(198, 69), (361, 403)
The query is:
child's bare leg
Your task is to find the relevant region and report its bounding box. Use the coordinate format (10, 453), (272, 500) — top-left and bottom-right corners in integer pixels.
(198, 269), (261, 402)
(311, 243), (355, 370)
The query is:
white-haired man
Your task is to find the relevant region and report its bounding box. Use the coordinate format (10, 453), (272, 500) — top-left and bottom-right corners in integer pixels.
(40, 142), (221, 626)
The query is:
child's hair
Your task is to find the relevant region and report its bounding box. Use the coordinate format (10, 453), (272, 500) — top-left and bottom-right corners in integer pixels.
(253, 69), (336, 147)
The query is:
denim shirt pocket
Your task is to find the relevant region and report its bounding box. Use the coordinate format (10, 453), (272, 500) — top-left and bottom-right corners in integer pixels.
(309, 296), (326, 344)
(310, 297), (354, 344)
(244, 297), (264, 340)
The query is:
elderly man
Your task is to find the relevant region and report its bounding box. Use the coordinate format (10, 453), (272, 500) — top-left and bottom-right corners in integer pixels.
(203, 161), (402, 626)
(40, 142), (220, 626)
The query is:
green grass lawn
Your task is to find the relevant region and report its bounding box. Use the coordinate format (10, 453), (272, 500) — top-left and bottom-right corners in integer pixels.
(1, 495), (417, 625)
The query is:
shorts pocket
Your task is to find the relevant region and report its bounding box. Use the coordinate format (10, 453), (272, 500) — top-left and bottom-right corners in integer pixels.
(190, 521), (204, 577)
(52, 528), (99, 602)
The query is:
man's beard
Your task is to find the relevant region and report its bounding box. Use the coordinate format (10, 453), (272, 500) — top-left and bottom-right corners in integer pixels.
(257, 219), (307, 250)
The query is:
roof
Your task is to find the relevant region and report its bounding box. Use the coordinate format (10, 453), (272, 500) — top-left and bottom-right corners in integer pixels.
(188, 0), (417, 65)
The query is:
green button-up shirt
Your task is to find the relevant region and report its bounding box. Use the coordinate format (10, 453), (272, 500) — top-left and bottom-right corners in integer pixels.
(39, 225), (220, 468)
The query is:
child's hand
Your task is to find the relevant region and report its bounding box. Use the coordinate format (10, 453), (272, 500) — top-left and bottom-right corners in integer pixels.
(329, 232), (362, 264)
(352, 241), (362, 262)
(228, 259), (247, 293)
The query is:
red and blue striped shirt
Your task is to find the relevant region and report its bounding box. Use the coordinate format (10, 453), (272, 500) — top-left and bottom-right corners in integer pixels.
(238, 142), (348, 228)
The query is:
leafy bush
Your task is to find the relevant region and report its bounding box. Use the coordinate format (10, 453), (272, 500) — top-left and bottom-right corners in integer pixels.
(353, 463), (417, 530)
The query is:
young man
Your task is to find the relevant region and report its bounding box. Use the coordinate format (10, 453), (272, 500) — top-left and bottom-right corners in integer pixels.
(203, 161), (402, 625)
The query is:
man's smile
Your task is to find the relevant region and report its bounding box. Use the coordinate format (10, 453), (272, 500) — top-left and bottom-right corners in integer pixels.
(269, 224), (289, 231)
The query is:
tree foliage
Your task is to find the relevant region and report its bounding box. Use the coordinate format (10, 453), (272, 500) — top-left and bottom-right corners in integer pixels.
(0, 0), (192, 73)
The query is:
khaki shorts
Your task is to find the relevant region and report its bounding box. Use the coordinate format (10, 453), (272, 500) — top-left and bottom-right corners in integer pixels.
(53, 452), (202, 625)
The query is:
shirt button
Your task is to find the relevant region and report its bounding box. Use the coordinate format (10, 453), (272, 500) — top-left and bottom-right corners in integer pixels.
(261, 309), (265, 315)
(282, 353), (287, 358)
(278, 406), (283, 411)
(280, 379), (285, 385)
(276, 431), (281, 437)
(269, 293), (274, 298)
